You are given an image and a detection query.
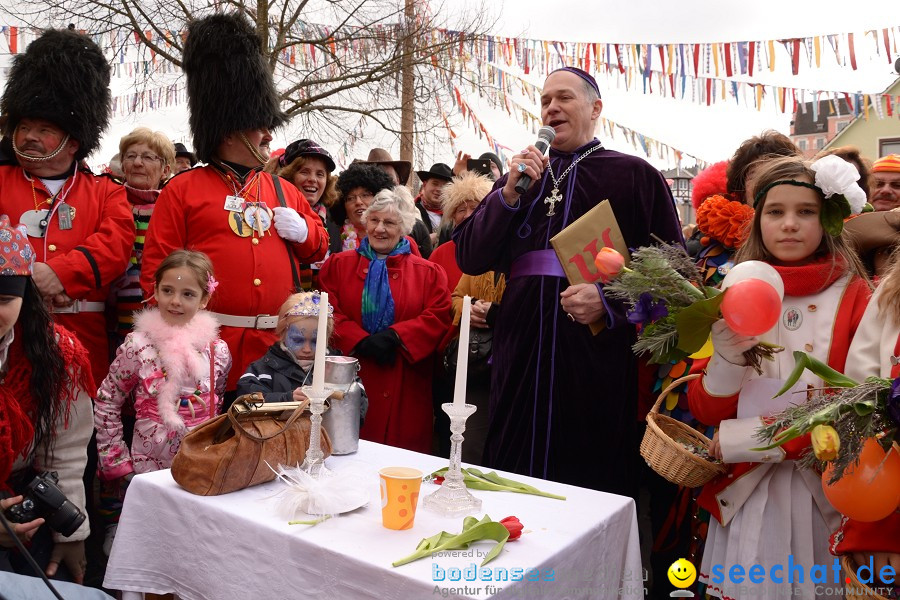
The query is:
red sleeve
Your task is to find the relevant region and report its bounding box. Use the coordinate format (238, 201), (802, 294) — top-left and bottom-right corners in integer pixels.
(833, 512), (900, 554)
(391, 262), (452, 364)
(278, 176), (328, 264)
(686, 357), (739, 427)
(318, 254), (370, 354)
(48, 181), (135, 297)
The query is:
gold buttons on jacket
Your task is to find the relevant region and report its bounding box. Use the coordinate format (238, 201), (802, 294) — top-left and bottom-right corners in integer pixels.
(391, 273), (398, 279)
(808, 304), (817, 312)
(252, 238), (259, 246)
(253, 278), (261, 286)
(363, 268), (369, 274)
(804, 343), (814, 352)
(48, 244), (57, 252)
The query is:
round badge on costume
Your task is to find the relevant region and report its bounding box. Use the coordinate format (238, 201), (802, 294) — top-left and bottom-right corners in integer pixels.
(717, 261), (733, 277)
(782, 307), (802, 331)
(228, 211), (252, 237)
(20, 209), (50, 238)
(243, 203), (273, 234)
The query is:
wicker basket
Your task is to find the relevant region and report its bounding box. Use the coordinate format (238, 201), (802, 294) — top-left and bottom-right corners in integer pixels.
(640, 373), (726, 488)
(841, 555), (891, 600)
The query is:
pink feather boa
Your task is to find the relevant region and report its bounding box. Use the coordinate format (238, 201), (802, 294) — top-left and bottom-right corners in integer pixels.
(133, 308), (220, 432)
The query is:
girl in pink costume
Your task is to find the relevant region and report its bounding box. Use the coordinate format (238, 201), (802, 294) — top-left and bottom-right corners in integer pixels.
(94, 250), (232, 480)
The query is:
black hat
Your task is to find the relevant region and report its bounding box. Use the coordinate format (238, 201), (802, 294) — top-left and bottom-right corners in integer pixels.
(182, 13), (288, 163)
(415, 163), (453, 183)
(173, 142), (197, 166)
(479, 152), (504, 176)
(1, 29), (111, 161)
(281, 139), (336, 173)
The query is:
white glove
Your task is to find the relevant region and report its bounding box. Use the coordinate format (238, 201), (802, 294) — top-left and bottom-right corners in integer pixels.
(710, 319), (758, 366)
(272, 207), (309, 243)
(47, 540), (86, 583)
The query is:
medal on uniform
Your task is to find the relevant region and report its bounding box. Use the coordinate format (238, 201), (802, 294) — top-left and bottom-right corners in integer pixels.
(20, 209), (50, 238)
(229, 211), (251, 237)
(57, 202), (74, 230)
(242, 203), (273, 237)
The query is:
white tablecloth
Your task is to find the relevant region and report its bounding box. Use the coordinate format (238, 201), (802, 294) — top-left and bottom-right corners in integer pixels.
(104, 441), (643, 600)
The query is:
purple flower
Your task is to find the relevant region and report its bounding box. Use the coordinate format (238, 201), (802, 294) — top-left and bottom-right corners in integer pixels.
(889, 378), (900, 426)
(627, 293), (668, 325)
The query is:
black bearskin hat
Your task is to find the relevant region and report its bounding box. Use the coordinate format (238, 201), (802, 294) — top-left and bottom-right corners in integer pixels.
(183, 13), (288, 163)
(1, 29), (111, 161)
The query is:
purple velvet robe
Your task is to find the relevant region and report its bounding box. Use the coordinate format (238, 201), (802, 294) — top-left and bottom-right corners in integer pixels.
(453, 141), (683, 498)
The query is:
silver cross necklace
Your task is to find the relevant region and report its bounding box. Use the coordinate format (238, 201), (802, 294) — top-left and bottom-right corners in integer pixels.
(544, 143), (603, 216)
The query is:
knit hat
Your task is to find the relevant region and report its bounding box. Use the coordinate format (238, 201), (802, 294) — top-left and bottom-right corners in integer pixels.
(280, 139), (336, 173)
(0, 215), (35, 297)
(873, 154), (900, 173)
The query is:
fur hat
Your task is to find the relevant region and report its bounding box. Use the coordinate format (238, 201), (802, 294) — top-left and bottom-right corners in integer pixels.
(183, 13), (288, 163)
(440, 171), (493, 227)
(1, 29), (111, 161)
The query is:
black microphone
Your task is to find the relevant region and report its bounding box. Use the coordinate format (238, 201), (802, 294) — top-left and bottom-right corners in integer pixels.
(514, 126), (556, 195)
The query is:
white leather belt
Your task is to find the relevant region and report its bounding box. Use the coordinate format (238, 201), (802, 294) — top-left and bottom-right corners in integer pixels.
(51, 300), (105, 314)
(210, 312), (278, 329)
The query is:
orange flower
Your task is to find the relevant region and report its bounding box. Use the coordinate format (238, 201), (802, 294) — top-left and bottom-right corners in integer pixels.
(593, 247), (626, 283)
(696, 195), (754, 249)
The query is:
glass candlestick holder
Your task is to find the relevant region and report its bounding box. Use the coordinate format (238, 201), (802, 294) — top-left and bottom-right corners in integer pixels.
(423, 403), (482, 517)
(299, 386), (332, 479)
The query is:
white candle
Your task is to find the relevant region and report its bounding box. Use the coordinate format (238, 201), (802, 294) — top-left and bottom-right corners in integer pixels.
(312, 291), (328, 393)
(453, 296), (471, 405)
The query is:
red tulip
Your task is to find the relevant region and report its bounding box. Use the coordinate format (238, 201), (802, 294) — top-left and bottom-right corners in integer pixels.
(593, 247), (626, 283)
(500, 516), (523, 540)
(434, 476), (445, 485)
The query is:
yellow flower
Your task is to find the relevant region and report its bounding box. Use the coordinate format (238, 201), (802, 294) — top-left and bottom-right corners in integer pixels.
(811, 424), (840, 461)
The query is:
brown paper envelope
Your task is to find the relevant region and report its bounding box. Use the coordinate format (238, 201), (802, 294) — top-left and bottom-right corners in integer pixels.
(550, 200), (630, 335)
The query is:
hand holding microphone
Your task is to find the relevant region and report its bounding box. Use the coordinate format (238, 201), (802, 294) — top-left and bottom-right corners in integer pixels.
(503, 126), (555, 206)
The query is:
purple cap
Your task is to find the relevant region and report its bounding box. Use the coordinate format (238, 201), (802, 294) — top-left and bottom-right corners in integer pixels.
(280, 139), (336, 173)
(551, 66), (601, 98)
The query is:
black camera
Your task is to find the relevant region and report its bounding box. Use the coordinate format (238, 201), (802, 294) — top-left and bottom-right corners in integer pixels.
(3, 472), (86, 537)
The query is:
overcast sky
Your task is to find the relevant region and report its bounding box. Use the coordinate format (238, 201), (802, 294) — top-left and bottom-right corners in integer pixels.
(1, 0), (898, 171)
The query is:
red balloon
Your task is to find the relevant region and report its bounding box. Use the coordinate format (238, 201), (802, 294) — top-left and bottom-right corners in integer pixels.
(823, 438), (900, 522)
(720, 279), (781, 336)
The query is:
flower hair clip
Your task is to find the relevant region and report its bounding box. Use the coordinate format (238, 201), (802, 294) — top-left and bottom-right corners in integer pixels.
(207, 274), (219, 294)
(810, 155), (870, 236)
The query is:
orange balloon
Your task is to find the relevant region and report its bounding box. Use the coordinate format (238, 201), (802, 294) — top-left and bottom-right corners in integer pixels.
(822, 438), (900, 522)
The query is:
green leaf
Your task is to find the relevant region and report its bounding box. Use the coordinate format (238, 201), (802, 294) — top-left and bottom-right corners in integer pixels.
(820, 195), (851, 236)
(774, 351), (859, 397)
(392, 518), (511, 567)
(674, 292), (726, 353)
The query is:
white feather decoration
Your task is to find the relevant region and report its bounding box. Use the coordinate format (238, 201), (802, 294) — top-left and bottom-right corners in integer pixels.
(270, 463), (371, 518)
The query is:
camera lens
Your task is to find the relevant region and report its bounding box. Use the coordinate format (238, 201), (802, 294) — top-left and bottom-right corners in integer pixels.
(45, 500), (86, 538)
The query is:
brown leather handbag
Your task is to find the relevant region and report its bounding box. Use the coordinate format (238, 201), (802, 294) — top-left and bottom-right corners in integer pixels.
(171, 393), (332, 495)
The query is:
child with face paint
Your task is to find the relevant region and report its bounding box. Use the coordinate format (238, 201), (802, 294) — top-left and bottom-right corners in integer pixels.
(237, 292), (368, 415)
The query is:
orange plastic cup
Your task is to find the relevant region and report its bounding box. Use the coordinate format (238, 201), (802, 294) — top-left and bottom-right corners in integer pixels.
(379, 467), (423, 530)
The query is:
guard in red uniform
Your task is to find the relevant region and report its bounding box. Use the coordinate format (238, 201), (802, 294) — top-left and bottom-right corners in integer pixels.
(141, 13), (328, 391)
(0, 29), (135, 384)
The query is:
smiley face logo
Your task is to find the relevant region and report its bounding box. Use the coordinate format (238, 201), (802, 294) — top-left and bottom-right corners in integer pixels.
(667, 558), (696, 589)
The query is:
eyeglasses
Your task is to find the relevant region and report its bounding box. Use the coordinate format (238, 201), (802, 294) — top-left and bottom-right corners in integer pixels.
(366, 216), (401, 230)
(123, 152), (163, 164)
(346, 192), (374, 203)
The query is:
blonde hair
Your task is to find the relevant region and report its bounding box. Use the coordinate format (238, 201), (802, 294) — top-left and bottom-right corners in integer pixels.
(735, 155), (869, 285)
(877, 247), (900, 325)
(275, 292), (335, 339)
(154, 250), (214, 298)
(119, 127), (176, 168)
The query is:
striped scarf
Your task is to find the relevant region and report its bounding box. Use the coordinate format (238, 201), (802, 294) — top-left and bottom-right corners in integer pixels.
(356, 236), (411, 334)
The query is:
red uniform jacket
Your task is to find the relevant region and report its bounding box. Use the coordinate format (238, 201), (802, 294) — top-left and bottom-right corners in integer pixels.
(687, 276), (870, 526)
(0, 165), (134, 383)
(319, 250), (451, 453)
(140, 166), (328, 389)
(429, 240), (463, 293)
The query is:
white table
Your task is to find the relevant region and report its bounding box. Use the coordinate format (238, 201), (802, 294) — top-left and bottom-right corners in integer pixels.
(104, 441), (643, 599)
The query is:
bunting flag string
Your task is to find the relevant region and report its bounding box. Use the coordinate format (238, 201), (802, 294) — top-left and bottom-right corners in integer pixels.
(109, 83), (186, 117)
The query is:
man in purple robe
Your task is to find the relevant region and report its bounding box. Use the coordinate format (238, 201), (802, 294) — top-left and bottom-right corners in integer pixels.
(453, 67), (683, 499)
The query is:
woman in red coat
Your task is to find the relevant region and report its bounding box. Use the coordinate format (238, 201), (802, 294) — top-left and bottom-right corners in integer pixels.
(319, 186), (451, 453)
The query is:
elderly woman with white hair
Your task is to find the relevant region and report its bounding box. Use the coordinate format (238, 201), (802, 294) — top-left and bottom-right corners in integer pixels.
(319, 186), (451, 453)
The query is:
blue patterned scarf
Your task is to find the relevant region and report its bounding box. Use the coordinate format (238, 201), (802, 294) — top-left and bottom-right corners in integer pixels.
(357, 236), (411, 333)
